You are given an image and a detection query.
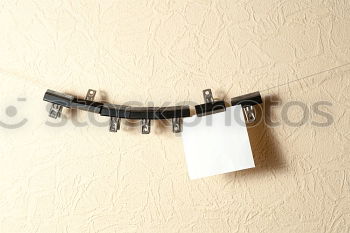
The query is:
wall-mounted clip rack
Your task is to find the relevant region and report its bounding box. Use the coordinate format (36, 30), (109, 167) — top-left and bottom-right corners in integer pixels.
(43, 89), (263, 134)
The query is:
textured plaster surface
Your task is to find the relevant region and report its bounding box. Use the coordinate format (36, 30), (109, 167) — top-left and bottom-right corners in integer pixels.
(0, 0), (349, 232)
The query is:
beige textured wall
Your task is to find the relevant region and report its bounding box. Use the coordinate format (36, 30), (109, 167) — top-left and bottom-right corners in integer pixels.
(0, 0), (349, 232)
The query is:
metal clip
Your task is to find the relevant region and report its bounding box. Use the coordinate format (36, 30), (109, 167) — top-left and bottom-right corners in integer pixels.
(195, 89), (226, 116)
(49, 103), (63, 119)
(85, 89), (96, 101)
(109, 117), (121, 132)
(243, 105), (256, 123)
(203, 89), (214, 103)
(141, 119), (151, 134)
(172, 118), (182, 133)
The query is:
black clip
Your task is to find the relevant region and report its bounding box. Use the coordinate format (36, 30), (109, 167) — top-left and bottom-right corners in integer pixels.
(44, 89), (103, 119)
(231, 91), (262, 123)
(45, 90), (74, 119)
(194, 89), (226, 117)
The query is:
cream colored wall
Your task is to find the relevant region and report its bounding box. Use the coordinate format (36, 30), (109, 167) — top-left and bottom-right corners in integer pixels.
(0, 0), (349, 232)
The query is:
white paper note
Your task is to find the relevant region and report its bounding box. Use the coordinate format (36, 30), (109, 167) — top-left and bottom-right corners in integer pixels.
(181, 106), (255, 179)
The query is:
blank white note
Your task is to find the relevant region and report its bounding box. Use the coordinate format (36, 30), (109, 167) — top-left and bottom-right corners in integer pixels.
(181, 106), (255, 180)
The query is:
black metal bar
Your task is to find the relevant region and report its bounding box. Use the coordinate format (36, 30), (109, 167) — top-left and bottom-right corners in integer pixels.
(43, 89), (262, 120)
(231, 91), (262, 107)
(100, 105), (191, 119)
(194, 101), (226, 117)
(43, 89), (103, 113)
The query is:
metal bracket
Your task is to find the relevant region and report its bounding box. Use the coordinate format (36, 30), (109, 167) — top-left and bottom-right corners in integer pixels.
(85, 89), (96, 101)
(49, 103), (63, 119)
(231, 91), (262, 124)
(243, 105), (256, 123)
(172, 118), (182, 133)
(195, 89), (226, 116)
(203, 89), (214, 103)
(141, 119), (151, 134)
(109, 117), (121, 132)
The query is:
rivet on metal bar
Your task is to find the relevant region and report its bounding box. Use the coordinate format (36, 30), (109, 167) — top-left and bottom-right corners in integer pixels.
(243, 105), (256, 123)
(172, 118), (182, 133)
(141, 119), (151, 134)
(85, 89), (96, 101)
(203, 89), (214, 103)
(49, 103), (63, 119)
(109, 117), (121, 132)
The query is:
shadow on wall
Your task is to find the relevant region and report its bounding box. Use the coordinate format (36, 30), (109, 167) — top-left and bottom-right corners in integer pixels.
(225, 95), (287, 180)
